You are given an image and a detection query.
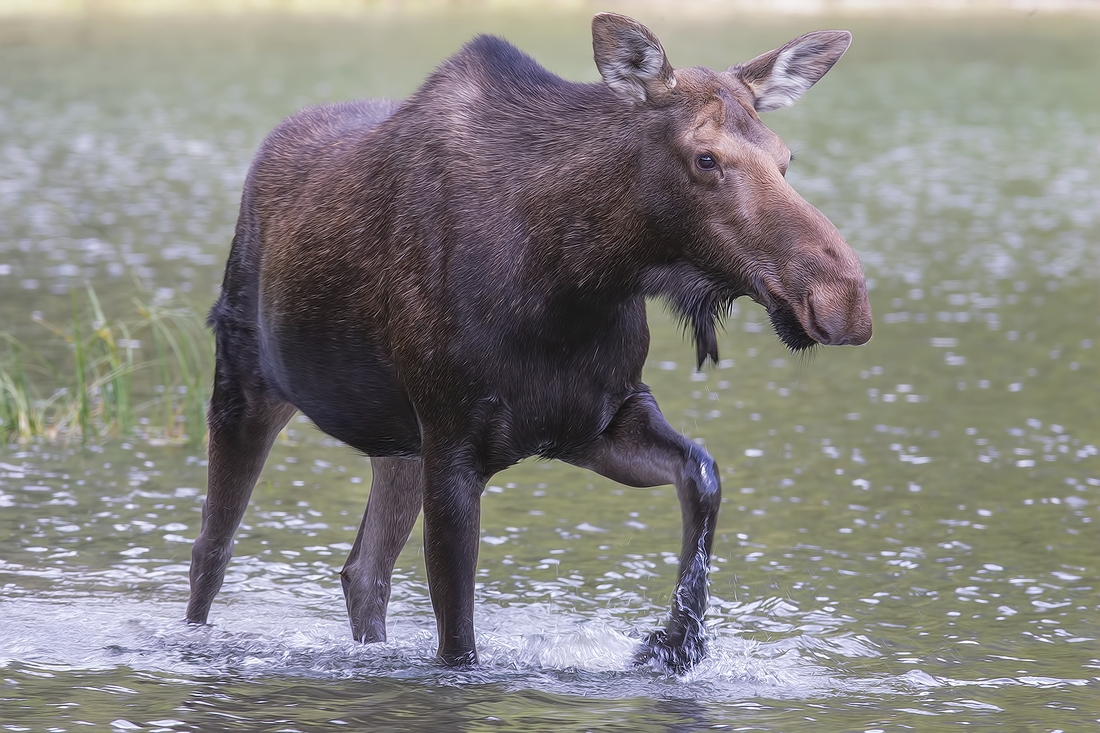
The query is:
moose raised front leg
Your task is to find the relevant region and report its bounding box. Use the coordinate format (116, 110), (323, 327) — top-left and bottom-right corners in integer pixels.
(568, 392), (721, 673)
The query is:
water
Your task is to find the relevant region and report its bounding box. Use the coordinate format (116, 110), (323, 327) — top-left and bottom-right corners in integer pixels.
(2, 9), (1099, 731)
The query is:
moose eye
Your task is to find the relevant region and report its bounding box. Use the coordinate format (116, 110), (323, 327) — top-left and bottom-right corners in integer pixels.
(696, 154), (717, 171)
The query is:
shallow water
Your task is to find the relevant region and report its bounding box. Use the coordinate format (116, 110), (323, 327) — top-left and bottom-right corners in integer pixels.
(2, 9), (1099, 731)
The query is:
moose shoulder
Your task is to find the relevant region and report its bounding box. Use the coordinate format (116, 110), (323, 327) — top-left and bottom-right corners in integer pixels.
(186, 13), (871, 672)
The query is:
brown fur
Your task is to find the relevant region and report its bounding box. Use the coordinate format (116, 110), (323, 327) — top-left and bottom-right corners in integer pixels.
(186, 13), (871, 672)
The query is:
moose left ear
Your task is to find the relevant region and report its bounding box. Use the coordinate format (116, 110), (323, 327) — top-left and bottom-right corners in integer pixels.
(592, 12), (676, 105)
(734, 30), (851, 113)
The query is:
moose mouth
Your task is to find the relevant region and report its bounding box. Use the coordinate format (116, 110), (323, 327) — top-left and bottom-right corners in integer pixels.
(766, 299), (818, 352)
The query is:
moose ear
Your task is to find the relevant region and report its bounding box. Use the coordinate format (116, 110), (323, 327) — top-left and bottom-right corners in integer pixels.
(734, 30), (851, 113)
(592, 12), (675, 105)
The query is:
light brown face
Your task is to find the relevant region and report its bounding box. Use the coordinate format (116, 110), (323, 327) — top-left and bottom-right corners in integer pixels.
(676, 68), (793, 178)
(593, 12), (872, 350)
(671, 67), (872, 349)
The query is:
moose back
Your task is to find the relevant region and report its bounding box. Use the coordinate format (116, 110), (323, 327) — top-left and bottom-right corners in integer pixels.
(186, 12), (871, 671)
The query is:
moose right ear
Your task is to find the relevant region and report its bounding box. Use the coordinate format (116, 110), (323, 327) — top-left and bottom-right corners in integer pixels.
(592, 13), (675, 105)
(734, 30), (851, 113)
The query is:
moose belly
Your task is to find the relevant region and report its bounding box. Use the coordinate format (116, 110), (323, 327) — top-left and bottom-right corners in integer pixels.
(259, 322), (422, 458)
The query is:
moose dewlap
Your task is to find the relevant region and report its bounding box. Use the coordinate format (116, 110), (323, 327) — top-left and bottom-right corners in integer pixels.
(187, 13), (871, 671)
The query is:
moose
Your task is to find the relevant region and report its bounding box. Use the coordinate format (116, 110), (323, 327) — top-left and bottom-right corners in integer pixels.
(186, 13), (871, 672)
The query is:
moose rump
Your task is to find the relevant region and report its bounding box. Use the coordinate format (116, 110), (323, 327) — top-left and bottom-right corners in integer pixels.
(186, 13), (870, 672)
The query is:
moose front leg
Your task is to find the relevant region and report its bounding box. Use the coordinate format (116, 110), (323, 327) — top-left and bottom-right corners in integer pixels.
(568, 391), (721, 673)
(421, 449), (485, 666)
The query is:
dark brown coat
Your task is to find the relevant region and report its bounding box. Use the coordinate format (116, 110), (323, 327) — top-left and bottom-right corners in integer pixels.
(186, 13), (871, 672)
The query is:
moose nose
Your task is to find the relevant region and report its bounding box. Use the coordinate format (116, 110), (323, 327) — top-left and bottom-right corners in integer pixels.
(807, 279), (872, 346)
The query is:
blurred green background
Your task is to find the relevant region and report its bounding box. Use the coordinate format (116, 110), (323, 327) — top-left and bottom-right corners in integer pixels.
(1, 2), (1098, 731)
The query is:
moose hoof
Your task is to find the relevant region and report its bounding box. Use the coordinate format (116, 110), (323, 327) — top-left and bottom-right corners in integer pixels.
(345, 609), (388, 644)
(436, 645), (479, 668)
(350, 626), (386, 644)
(633, 626), (707, 674)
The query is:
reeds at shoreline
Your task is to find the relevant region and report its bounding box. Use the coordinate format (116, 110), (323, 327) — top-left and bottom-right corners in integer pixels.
(0, 286), (213, 445)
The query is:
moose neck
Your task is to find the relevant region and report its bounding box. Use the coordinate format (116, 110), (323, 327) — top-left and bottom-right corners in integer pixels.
(511, 97), (662, 294)
(395, 35), (671, 302)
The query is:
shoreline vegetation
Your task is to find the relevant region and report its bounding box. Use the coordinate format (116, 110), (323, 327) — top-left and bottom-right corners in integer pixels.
(0, 286), (212, 445)
(0, 0), (1097, 16)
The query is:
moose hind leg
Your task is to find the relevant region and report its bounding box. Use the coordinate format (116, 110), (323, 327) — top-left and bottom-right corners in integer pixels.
(341, 457), (423, 642)
(186, 384), (295, 625)
(566, 391), (721, 673)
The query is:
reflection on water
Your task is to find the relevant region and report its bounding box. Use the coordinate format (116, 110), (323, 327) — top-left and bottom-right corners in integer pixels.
(1, 9), (1099, 732)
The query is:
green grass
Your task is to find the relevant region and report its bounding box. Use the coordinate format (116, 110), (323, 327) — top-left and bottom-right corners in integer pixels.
(0, 286), (214, 445)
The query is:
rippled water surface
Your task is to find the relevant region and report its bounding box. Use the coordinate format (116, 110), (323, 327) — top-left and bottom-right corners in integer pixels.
(2, 10), (1099, 731)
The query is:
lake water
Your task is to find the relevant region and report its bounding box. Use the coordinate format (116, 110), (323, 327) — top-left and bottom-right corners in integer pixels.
(1, 9), (1098, 731)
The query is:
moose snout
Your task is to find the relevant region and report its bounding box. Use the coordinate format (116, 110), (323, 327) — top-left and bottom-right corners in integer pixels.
(805, 279), (872, 346)
(772, 197), (872, 348)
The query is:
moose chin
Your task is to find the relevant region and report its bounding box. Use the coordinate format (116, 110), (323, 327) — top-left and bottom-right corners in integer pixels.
(186, 12), (871, 672)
